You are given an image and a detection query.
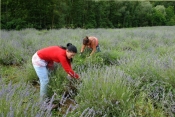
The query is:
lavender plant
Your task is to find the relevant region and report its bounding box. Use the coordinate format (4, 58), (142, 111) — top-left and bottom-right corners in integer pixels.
(0, 26), (175, 116)
(0, 79), (53, 116)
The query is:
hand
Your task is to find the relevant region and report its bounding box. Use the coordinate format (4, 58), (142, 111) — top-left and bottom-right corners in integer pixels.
(79, 52), (82, 56)
(67, 74), (72, 80)
(86, 55), (91, 58)
(47, 65), (54, 70)
(76, 76), (82, 84)
(47, 62), (54, 70)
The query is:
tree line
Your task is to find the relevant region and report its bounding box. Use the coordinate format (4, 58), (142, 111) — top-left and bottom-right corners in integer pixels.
(1, 0), (175, 30)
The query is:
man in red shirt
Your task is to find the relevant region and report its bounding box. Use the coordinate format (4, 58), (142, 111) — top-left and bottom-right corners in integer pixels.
(32, 43), (80, 101)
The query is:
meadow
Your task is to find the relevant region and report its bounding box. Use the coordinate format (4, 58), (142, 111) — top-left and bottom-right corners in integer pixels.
(0, 26), (175, 117)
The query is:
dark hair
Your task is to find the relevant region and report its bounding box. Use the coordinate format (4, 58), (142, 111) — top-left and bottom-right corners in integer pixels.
(83, 36), (89, 45)
(67, 43), (72, 47)
(67, 44), (77, 53)
(60, 43), (77, 63)
(60, 43), (77, 53)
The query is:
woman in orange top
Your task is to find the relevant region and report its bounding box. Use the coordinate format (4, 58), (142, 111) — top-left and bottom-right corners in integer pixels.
(80, 36), (101, 56)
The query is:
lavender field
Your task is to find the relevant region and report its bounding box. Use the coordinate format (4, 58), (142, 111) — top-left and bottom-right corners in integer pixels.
(0, 26), (175, 116)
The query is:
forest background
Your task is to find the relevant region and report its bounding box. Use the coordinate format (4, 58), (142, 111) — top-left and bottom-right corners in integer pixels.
(1, 1), (175, 30)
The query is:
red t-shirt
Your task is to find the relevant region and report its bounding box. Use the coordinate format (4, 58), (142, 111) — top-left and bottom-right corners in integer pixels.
(37, 46), (79, 79)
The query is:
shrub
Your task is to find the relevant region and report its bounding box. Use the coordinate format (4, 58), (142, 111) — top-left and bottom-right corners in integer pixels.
(0, 79), (52, 116)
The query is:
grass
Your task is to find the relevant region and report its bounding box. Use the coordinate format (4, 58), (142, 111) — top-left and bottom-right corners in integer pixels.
(0, 26), (175, 116)
(73, 66), (133, 116)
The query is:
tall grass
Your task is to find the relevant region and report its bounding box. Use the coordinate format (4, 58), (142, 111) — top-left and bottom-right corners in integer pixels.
(0, 79), (53, 117)
(72, 66), (133, 116)
(0, 26), (175, 116)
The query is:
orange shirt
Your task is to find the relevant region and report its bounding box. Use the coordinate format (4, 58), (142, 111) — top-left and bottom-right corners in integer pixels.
(87, 36), (98, 48)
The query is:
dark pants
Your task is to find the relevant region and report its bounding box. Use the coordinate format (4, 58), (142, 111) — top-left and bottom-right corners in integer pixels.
(96, 44), (101, 52)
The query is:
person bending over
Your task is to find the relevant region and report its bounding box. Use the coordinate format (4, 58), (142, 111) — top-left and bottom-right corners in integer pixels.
(80, 36), (100, 56)
(32, 43), (80, 101)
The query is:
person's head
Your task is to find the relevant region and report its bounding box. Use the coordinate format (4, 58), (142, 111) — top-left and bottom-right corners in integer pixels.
(83, 36), (89, 45)
(66, 43), (77, 60)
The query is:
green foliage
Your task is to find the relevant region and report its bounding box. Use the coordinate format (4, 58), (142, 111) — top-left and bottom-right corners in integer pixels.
(74, 49), (123, 72)
(120, 39), (141, 51)
(47, 64), (68, 98)
(1, 1), (175, 29)
(71, 0), (85, 28)
(0, 80), (52, 116)
(23, 60), (39, 83)
(73, 66), (133, 116)
(165, 6), (175, 25)
(131, 92), (165, 117)
(119, 53), (175, 116)
(0, 40), (24, 65)
(97, 51), (123, 65)
(152, 5), (167, 25)
(0, 65), (19, 83)
(135, 1), (153, 26)
(0, 27), (175, 116)
(6, 18), (27, 30)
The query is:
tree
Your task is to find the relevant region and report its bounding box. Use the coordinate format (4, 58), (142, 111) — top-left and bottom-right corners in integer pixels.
(1, 0), (27, 29)
(83, 1), (97, 28)
(135, 2), (153, 26)
(152, 5), (166, 26)
(165, 6), (175, 25)
(95, 1), (112, 28)
(70, 0), (85, 28)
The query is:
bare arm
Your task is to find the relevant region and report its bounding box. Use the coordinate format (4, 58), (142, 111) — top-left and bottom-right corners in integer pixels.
(80, 44), (86, 53)
(60, 58), (79, 79)
(89, 40), (96, 56)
